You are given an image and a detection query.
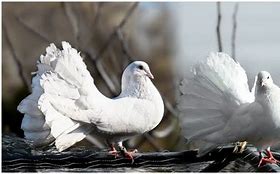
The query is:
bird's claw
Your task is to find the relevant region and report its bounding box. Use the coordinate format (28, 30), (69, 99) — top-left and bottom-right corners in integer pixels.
(122, 149), (138, 164)
(258, 149), (280, 167)
(108, 149), (119, 158)
(108, 146), (119, 158)
(124, 150), (137, 164)
(233, 141), (247, 153)
(258, 157), (279, 167)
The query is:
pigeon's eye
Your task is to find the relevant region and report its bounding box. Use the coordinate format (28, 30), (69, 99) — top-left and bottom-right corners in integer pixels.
(138, 65), (144, 70)
(267, 76), (270, 79)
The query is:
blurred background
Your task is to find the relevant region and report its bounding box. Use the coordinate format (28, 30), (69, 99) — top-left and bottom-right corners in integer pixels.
(2, 2), (280, 151)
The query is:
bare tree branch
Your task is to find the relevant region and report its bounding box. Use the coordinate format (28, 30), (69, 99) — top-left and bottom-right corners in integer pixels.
(117, 28), (133, 62)
(3, 23), (31, 92)
(85, 2), (139, 95)
(144, 133), (164, 151)
(216, 2), (223, 52)
(151, 117), (177, 138)
(231, 3), (239, 61)
(16, 16), (51, 44)
(63, 2), (80, 46)
(92, 2), (103, 27)
(94, 2), (139, 61)
(95, 60), (119, 95)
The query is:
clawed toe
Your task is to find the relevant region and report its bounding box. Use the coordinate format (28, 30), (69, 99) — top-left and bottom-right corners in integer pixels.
(108, 150), (119, 158)
(258, 148), (280, 167)
(233, 141), (247, 154)
(258, 157), (279, 167)
(123, 150), (137, 163)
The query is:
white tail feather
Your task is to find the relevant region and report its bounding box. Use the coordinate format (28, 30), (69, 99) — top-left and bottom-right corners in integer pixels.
(179, 52), (254, 156)
(18, 41), (100, 150)
(55, 124), (94, 152)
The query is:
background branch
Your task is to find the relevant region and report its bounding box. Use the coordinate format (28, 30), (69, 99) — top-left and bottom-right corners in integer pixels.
(231, 3), (239, 60)
(216, 2), (223, 52)
(94, 2), (139, 61)
(3, 23), (31, 92)
(117, 28), (133, 61)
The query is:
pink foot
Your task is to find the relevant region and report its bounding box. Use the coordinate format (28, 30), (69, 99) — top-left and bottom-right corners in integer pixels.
(258, 149), (279, 167)
(123, 149), (138, 163)
(108, 145), (119, 158)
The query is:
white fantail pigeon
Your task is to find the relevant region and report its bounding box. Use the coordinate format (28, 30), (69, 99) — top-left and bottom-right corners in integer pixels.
(18, 41), (164, 161)
(178, 52), (280, 167)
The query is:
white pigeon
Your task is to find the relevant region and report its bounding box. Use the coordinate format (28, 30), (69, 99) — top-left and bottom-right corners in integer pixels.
(178, 52), (280, 166)
(17, 41), (164, 160)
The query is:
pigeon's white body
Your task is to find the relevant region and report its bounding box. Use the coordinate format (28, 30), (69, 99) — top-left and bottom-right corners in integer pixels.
(18, 42), (164, 152)
(179, 52), (280, 156)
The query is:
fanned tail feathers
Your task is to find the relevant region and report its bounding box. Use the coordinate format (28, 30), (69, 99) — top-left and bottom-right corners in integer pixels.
(178, 52), (254, 156)
(18, 41), (98, 151)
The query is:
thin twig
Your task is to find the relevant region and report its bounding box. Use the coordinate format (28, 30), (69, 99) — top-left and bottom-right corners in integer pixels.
(95, 61), (118, 95)
(92, 3), (103, 27)
(94, 2), (139, 61)
(151, 117), (177, 138)
(144, 133), (164, 151)
(63, 2), (80, 45)
(231, 3), (238, 61)
(216, 2), (223, 52)
(117, 28), (133, 62)
(85, 2), (139, 94)
(16, 16), (50, 44)
(3, 23), (31, 92)
(163, 98), (177, 117)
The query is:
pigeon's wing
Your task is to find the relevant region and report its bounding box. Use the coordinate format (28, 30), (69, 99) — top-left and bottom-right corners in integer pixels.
(18, 42), (107, 151)
(94, 97), (159, 134)
(178, 52), (255, 150)
(41, 92), (157, 135)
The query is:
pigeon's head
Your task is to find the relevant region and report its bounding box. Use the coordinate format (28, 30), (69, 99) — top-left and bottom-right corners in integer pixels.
(124, 61), (154, 80)
(121, 61), (156, 97)
(257, 71), (273, 89)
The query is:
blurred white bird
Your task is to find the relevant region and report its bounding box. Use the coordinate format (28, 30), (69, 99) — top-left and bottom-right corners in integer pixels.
(18, 41), (164, 160)
(178, 52), (280, 167)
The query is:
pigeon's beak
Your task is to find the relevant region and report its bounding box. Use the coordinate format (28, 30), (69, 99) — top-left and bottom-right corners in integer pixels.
(260, 80), (266, 87)
(145, 70), (154, 79)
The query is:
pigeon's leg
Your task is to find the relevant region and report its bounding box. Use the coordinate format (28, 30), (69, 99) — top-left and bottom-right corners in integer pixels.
(233, 141), (247, 153)
(117, 142), (138, 163)
(107, 142), (119, 158)
(240, 141), (247, 153)
(258, 147), (279, 167)
(233, 142), (239, 153)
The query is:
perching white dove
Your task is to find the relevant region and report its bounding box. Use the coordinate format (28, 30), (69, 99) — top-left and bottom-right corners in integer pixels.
(18, 41), (164, 160)
(178, 52), (280, 166)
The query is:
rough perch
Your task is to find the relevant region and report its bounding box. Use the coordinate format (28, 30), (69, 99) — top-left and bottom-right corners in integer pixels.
(2, 135), (280, 172)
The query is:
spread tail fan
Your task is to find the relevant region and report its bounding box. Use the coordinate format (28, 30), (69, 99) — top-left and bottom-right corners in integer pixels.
(18, 41), (104, 151)
(18, 71), (54, 146)
(178, 52), (254, 156)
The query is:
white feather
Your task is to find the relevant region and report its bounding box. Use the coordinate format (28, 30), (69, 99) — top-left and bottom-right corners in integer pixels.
(179, 52), (280, 156)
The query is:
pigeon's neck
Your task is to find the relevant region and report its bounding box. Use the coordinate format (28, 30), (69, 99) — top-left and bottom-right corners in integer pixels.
(255, 85), (274, 104)
(120, 76), (156, 100)
(256, 85), (280, 128)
